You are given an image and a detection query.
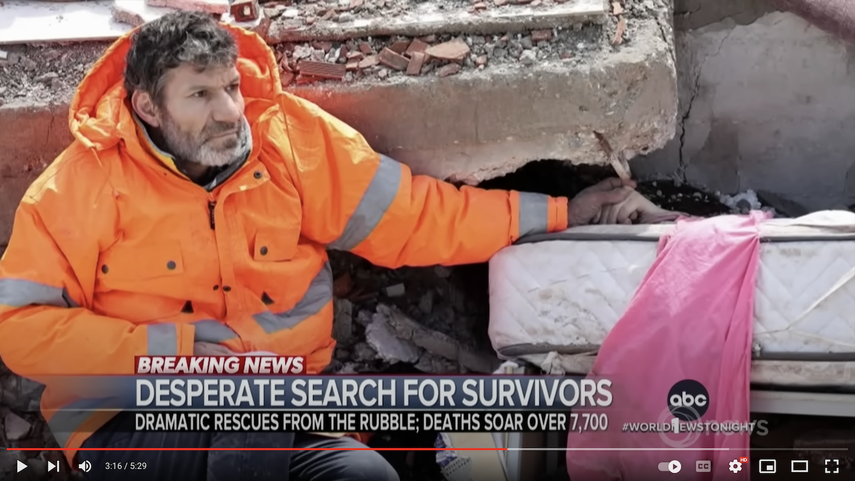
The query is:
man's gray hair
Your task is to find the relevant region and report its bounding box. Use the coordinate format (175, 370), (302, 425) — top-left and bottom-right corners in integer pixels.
(124, 11), (238, 105)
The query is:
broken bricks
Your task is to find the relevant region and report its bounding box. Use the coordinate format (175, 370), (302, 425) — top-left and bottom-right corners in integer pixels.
(425, 38), (470, 62)
(378, 48), (409, 71)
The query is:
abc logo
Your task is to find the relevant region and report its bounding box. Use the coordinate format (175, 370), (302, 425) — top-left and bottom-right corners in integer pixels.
(667, 379), (709, 421)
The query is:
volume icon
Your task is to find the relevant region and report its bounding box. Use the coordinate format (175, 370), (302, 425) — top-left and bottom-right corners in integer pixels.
(78, 460), (92, 473)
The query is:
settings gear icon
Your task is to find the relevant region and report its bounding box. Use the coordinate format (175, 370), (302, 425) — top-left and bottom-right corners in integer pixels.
(728, 460), (743, 473)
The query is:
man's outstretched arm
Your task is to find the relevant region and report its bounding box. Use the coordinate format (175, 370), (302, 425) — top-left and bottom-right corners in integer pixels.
(282, 95), (630, 268)
(0, 171), (194, 386)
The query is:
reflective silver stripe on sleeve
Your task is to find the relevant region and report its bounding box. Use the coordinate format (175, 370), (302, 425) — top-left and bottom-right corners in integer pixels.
(252, 262), (333, 334)
(328, 155), (402, 251)
(192, 319), (239, 343)
(0, 278), (79, 308)
(146, 323), (178, 355)
(518, 192), (550, 237)
(47, 397), (114, 448)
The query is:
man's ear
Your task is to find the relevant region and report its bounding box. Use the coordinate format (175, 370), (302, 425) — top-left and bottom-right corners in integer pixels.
(131, 90), (161, 128)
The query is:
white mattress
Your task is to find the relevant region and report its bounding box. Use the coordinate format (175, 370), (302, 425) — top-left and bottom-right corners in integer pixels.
(488, 211), (855, 387)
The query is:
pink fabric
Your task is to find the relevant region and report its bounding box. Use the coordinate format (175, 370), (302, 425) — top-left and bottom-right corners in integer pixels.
(566, 212), (769, 481)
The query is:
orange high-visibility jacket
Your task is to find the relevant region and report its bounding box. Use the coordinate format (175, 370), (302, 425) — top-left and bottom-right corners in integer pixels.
(0, 25), (568, 463)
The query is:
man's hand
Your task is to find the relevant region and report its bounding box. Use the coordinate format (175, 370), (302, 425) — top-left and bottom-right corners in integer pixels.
(193, 342), (238, 356)
(568, 178), (637, 227)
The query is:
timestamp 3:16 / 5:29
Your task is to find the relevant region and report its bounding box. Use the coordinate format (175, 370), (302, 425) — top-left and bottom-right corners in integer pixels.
(105, 462), (148, 470)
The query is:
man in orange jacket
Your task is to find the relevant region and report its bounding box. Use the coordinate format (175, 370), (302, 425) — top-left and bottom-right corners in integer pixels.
(0, 11), (636, 481)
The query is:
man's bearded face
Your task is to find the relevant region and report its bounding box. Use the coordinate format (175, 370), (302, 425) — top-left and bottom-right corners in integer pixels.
(159, 110), (247, 167)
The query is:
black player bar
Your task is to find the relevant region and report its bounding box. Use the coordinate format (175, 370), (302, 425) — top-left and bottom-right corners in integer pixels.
(132, 410), (575, 433)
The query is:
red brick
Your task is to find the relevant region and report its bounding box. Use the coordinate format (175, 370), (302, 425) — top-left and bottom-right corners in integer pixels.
(419, 34), (437, 43)
(437, 63), (461, 78)
(531, 30), (552, 43)
(298, 61), (346, 80)
(359, 42), (374, 54)
(425, 39), (470, 62)
(346, 61), (360, 72)
(473, 2), (487, 10)
(378, 48), (409, 71)
(357, 55), (379, 69)
(321, 9), (336, 20)
(346, 51), (364, 61)
(494, 0), (508, 5)
(280, 70), (295, 87)
(406, 38), (429, 56)
(389, 40), (411, 55)
(406, 52), (426, 76)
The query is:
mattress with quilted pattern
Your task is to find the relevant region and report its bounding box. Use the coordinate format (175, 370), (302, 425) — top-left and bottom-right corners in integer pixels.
(488, 211), (855, 387)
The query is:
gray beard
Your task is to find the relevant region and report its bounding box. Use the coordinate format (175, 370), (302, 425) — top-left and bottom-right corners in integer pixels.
(161, 116), (252, 168)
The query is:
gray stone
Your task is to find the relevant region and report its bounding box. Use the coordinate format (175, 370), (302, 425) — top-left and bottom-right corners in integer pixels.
(332, 298), (353, 344)
(4, 412), (31, 441)
(365, 318), (422, 364)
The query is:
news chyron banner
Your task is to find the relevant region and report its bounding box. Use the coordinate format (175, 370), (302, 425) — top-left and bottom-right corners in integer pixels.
(48, 356), (616, 437)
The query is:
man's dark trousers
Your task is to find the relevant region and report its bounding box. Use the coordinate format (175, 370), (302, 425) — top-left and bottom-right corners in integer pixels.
(77, 412), (399, 481)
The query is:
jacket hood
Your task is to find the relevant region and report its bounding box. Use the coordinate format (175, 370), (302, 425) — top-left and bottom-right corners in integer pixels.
(69, 23), (283, 151)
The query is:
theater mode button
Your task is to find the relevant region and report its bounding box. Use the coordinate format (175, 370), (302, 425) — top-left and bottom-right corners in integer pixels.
(658, 461), (682, 473)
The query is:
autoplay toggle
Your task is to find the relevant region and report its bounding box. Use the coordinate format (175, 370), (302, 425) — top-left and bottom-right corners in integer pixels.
(658, 461), (682, 473)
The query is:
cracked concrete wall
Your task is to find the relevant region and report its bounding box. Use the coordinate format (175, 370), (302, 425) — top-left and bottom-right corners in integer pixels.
(635, 0), (855, 210)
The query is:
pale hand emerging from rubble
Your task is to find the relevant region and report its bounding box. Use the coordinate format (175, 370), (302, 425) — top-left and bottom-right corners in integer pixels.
(567, 178), (637, 227)
(594, 187), (684, 225)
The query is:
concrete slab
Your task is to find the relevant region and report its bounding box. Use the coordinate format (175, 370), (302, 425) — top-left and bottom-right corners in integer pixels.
(111, 0), (177, 28)
(264, 0), (608, 43)
(0, 1), (131, 45)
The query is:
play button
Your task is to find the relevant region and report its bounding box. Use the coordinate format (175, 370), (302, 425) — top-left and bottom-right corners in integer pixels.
(17, 460), (27, 473)
(668, 460), (682, 473)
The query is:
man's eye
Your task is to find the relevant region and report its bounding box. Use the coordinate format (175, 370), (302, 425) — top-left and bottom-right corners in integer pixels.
(227, 84), (240, 92)
(192, 91), (207, 98)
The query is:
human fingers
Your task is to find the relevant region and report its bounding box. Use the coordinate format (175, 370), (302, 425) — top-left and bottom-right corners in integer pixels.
(598, 186), (635, 205)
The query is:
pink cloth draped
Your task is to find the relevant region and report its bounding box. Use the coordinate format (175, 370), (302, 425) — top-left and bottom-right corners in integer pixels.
(566, 212), (769, 481)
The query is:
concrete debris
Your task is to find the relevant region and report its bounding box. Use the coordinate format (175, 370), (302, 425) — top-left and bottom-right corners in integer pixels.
(376, 304), (500, 373)
(717, 189), (767, 214)
(273, 24), (610, 86)
(111, 0), (176, 27)
(384, 283), (406, 297)
(0, 50), (7, 62)
(332, 299), (353, 344)
(147, 0), (229, 15)
(365, 319), (422, 364)
(3, 412), (31, 441)
(1, 375), (43, 412)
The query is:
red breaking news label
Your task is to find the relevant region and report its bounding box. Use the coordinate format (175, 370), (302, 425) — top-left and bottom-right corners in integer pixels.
(135, 356), (305, 375)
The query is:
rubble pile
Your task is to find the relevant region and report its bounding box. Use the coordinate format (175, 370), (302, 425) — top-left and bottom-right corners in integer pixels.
(273, 27), (603, 84)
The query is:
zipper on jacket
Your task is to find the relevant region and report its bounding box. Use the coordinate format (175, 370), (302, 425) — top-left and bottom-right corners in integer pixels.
(208, 200), (216, 230)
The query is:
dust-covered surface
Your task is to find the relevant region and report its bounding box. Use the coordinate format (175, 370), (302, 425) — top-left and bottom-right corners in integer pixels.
(260, 0), (608, 42)
(0, 42), (108, 107)
(272, 0), (666, 84)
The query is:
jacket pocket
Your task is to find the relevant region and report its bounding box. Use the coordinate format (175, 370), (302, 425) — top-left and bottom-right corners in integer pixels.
(98, 241), (186, 281)
(252, 227), (299, 262)
(95, 241), (188, 322)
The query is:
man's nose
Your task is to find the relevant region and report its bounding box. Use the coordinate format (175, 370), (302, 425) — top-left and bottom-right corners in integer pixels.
(212, 92), (242, 124)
